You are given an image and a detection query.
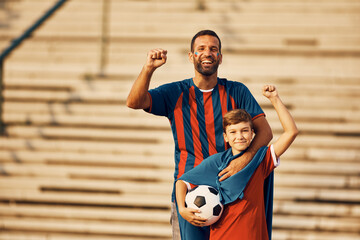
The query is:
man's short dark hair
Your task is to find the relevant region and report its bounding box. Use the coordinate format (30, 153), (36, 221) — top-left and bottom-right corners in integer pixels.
(191, 30), (222, 53)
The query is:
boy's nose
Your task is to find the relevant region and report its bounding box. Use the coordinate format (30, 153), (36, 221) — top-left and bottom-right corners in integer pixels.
(236, 133), (244, 139)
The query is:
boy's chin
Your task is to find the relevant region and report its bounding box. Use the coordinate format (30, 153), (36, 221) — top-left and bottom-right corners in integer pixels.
(232, 146), (249, 153)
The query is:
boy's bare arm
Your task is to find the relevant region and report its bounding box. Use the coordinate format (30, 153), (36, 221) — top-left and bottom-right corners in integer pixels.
(263, 85), (299, 157)
(175, 180), (207, 227)
(126, 49), (167, 109)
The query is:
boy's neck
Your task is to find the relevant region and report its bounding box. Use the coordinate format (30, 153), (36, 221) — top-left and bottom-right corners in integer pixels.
(231, 148), (241, 156)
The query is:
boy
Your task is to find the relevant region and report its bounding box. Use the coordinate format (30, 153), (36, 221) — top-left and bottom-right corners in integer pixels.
(176, 85), (298, 240)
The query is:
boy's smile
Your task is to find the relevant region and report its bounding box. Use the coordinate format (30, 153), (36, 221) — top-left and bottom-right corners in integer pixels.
(223, 121), (254, 155)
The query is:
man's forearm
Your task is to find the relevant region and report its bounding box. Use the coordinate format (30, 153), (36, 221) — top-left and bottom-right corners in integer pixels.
(247, 116), (273, 158)
(126, 66), (154, 109)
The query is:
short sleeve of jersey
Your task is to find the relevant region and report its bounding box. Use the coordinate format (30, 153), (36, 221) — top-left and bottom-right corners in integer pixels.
(261, 144), (280, 178)
(230, 81), (264, 120)
(145, 82), (183, 118)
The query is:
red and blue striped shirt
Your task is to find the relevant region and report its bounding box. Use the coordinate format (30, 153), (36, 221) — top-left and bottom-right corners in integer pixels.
(146, 77), (264, 200)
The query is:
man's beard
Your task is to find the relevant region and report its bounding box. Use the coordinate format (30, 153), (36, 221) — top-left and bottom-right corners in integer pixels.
(194, 58), (220, 76)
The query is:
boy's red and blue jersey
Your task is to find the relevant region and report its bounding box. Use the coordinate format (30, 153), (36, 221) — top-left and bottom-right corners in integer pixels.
(146, 77), (264, 200)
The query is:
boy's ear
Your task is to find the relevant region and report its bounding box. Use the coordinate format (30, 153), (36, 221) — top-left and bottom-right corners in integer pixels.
(223, 132), (229, 143)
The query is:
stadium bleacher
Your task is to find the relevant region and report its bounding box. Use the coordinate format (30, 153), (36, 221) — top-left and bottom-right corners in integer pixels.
(0, 0), (359, 239)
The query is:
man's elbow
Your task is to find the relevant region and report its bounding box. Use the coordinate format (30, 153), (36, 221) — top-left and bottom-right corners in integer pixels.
(266, 126), (273, 144)
(126, 97), (137, 109)
(126, 95), (149, 110)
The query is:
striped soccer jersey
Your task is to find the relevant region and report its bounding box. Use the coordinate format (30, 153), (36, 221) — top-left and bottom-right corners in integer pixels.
(146, 77), (264, 200)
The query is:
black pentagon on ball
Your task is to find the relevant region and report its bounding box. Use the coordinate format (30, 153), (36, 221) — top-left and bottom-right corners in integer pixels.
(208, 187), (219, 195)
(194, 196), (206, 208)
(213, 204), (222, 216)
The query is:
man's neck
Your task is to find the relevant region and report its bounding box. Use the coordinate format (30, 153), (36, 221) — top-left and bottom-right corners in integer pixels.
(193, 72), (218, 90)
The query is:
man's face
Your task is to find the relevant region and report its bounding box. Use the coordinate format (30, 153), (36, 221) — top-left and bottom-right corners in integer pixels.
(189, 35), (222, 76)
(223, 122), (254, 155)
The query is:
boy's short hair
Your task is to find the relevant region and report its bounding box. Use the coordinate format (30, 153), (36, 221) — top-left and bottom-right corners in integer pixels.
(191, 30), (222, 53)
(223, 109), (253, 132)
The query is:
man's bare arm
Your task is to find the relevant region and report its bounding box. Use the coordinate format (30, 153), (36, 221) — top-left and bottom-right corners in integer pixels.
(126, 48), (167, 109)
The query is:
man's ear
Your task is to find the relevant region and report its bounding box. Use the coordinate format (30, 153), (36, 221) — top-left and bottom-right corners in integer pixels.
(188, 52), (194, 63)
(219, 52), (223, 65)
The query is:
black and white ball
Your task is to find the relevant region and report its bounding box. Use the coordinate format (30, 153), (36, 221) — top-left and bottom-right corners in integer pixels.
(185, 185), (223, 226)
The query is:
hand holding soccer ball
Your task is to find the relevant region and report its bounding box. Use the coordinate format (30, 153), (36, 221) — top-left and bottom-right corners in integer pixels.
(184, 185), (224, 226)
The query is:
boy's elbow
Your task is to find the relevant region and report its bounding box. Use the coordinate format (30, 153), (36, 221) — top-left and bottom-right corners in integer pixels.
(293, 127), (299, 138)
(289, 126), (299, 141)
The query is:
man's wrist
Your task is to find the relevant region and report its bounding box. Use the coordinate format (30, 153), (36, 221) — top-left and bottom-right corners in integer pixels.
(143, 64), (156, 74)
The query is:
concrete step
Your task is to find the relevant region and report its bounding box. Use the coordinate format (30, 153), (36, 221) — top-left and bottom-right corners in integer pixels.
(0, 190), (171, 209)
(5, 126), (172, 142)
(0, 150), (174, 168)
(273, 215), (360, 233)
(0, 232), (170, 240)
(0, 203), (170, 224)
(0, 177), (172, 196)
(273, 230), (359, 240)
(0, 217), (172, 239)
(275, 187), (360, 203)
(273, 201), (360, 218)
(12, 1), (360, 14)
(0, 163), (173, 182)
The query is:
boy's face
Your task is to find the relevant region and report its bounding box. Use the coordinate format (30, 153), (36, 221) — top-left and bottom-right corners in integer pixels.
(223, 121), (254, 155)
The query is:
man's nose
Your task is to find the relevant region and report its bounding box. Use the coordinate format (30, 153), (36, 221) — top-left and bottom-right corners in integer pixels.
(203, 48), (211, 56)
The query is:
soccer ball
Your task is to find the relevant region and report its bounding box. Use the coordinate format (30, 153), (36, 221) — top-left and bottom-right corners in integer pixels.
(185, 185), (223, 226)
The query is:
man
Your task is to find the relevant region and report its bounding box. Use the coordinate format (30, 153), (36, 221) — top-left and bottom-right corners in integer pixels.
(126, 30), (273, 239)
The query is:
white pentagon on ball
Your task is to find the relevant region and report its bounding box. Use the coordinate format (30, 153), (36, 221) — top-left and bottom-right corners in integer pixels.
(185, 185), (224, 226)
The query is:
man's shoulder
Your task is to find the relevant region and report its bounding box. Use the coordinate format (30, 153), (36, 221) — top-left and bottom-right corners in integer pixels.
(156, 78), (192, 90)
(218, 78), (247, 88)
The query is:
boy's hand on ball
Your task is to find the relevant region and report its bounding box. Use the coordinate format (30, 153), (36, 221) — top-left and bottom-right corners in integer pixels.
(179, 207), (207, 227)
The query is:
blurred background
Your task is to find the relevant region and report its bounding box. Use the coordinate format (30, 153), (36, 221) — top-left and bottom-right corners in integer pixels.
(0, 0), (359, 239)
